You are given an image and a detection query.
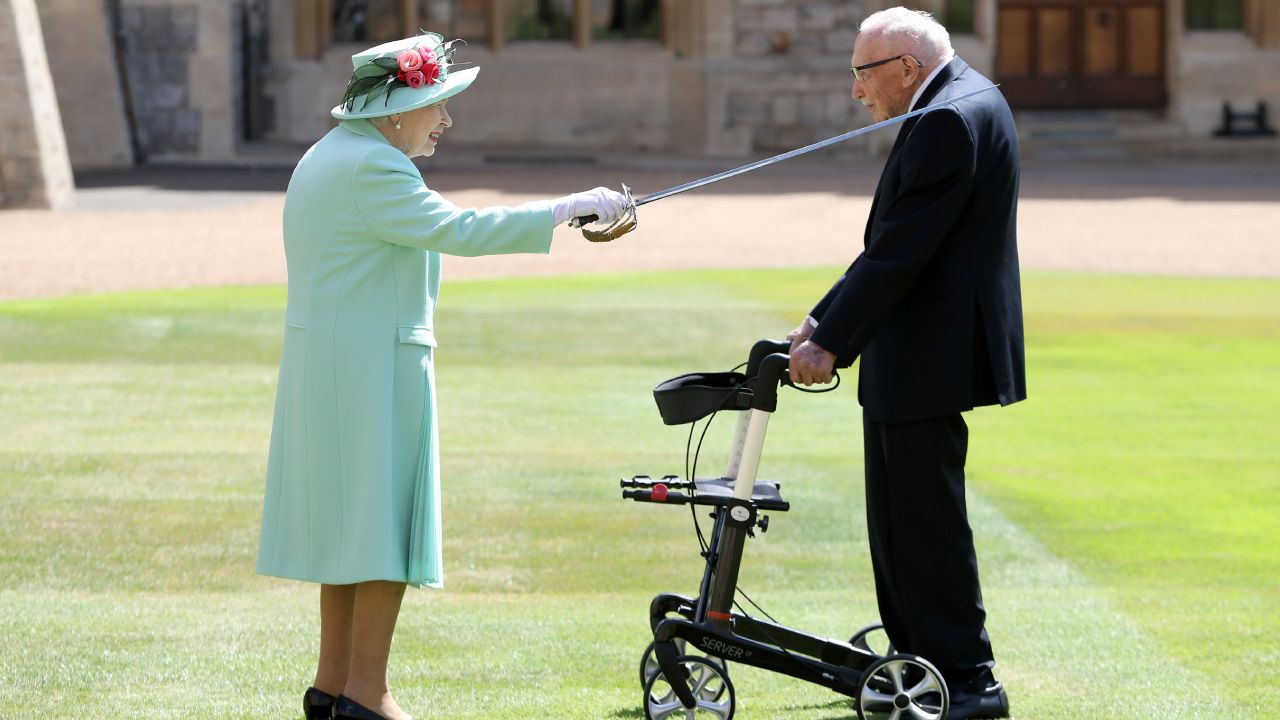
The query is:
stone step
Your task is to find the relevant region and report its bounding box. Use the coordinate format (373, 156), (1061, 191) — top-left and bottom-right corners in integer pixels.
(1014, 110), (1190, 159)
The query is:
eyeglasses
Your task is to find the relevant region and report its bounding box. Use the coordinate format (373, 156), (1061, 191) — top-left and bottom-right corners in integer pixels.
(850, 55), (922, 81)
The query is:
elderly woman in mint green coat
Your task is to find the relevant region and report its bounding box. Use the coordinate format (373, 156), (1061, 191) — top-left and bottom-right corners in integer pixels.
(255, 33), (628, 720)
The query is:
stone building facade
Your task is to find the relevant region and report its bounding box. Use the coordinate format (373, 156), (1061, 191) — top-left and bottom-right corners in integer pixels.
(3, 0), (1278, 201)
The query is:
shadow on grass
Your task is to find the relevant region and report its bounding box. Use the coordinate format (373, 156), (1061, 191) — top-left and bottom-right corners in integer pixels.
(609, 699), (856, 719)
(786, 698), (857, 719)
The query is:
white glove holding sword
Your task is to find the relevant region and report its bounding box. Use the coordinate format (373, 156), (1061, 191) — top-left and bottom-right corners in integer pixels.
(550, 187), (629, 227)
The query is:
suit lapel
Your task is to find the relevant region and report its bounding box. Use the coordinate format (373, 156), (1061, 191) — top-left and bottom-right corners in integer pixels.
(889, 58), (967, 156)
(913, 57), (967, 111)
(864, 58), (969, 247)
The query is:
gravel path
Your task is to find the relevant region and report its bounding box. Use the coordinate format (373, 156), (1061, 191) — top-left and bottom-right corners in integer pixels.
(1, 155), (1277, 301)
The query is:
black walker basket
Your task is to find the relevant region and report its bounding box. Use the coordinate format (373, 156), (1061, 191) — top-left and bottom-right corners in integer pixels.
(621, 339), (952, 720)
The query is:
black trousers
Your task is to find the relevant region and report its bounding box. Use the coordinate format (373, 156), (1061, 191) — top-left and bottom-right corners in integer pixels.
(862, 410), (995, 689)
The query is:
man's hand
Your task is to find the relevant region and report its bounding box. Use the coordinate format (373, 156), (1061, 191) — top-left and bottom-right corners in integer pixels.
(790, 339), (836, 386)
(787, 317), (817, 355)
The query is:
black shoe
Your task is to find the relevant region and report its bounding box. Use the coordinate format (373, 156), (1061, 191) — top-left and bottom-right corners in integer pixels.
(334, 695), (392, 720)
(303, 687), (337, 720)
(946, 682), (1010, 720)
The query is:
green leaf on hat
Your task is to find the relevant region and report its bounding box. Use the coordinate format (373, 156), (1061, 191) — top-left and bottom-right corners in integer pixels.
(372, 56), (400, 72)
(354, 63), (388, 79)
(360, 77), (397, 110)
(341, 75), (384, 110)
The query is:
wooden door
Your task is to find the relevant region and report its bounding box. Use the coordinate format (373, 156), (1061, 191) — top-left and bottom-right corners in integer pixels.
(996, 0), (1166, 108)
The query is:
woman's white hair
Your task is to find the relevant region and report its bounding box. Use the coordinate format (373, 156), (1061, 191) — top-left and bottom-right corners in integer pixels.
(859, 7), (953, 66)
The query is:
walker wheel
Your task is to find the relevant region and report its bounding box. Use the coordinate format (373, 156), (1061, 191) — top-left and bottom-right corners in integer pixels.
(849, 622), (895, 657)
(639, 639), (728, 700)
(643, 655), (735, 720)
(854, 654), (949, 720)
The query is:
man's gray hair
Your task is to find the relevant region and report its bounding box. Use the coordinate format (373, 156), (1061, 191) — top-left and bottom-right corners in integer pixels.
(859, 7), (954, 66)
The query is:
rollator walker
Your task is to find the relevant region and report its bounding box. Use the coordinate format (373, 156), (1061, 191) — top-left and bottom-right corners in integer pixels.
(621, 339), (952, 720)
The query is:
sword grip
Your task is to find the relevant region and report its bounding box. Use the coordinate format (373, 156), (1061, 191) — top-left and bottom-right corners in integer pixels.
(569, 214), (599, 228)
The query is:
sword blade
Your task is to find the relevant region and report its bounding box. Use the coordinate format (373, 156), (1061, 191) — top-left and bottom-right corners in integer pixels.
(633, 84), (1000, 207)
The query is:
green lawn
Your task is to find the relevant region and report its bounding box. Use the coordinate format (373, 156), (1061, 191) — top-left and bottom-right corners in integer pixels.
(0, 270), (1276, 719)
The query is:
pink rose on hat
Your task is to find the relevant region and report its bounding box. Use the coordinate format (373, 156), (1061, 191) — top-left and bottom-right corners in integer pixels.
(402, 70), (427, 89)
(416, 47), (441, 86)
(420, 59), (440, 86)
(397, 49), (423, 72)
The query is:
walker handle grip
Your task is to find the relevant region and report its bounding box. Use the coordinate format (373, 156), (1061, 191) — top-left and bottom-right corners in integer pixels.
(747, 339), (790, 378)
(752, 352), (790, 413)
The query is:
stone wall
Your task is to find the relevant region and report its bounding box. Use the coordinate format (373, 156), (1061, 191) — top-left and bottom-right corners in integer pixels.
(111, 0), (240, 163)
(1170, 0), (1280, 144)
(35, 0), (133, 171)
(1174, 31), (1280, 141)
(725, 0), (871, 154)
(0, 0), (74, 209)
(118, 2), (200, 158)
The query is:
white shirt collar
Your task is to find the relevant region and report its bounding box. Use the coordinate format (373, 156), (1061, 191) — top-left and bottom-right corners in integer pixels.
(910, 53), (955, 111)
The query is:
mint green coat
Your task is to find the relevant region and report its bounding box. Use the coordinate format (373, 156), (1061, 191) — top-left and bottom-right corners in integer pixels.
(256, 119), (554, 588)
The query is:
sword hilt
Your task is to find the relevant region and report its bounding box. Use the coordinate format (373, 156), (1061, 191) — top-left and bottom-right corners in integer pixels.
(568, 184), (640, 230)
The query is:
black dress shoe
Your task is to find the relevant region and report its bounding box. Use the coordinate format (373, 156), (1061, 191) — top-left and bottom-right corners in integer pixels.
(334, 695), (392, 720)
(303, 687), (337, 720)
(946, 683), (1010, 720)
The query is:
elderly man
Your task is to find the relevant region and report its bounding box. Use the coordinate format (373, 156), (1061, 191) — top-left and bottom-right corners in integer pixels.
(788, 7), (1025, 720)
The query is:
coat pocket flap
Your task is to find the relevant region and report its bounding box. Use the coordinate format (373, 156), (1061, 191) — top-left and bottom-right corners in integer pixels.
(398, 326), (437, 347)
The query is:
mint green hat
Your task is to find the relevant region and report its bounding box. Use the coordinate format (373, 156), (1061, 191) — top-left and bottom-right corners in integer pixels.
(331, 32), (479, 120)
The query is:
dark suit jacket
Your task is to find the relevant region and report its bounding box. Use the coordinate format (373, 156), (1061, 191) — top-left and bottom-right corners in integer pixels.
(809, 58), (1026, 423)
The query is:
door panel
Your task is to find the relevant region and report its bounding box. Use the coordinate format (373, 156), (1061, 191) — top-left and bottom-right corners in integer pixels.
(997, 8), (1033, 78)
(1038, 8), (1073, 77)
(1126, 6), (1163, 76)
(996, 0), (1166, 109)
(1083, 6), (1121, 76)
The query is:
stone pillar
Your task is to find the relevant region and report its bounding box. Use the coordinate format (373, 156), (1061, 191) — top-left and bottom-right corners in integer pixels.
(0, 0), (75, 210)
(665, 0), (733, 60)
(665, 0), (739, 155)
(188, 0), (238, 162)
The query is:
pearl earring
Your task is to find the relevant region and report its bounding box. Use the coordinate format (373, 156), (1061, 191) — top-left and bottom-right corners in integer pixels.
(394, 120), (402, 130)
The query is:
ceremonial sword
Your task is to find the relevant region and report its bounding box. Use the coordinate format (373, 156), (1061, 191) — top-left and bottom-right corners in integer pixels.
(572, 84), (1000, 240)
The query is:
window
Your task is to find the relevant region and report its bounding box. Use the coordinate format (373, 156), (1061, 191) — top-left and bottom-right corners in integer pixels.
(498, 0), (661, 43)
(423, 0), (492, 46)
(507, 0), (573, 42)
(594, 0), (661, 41)
(1185, 0), (1243, 30)
(309, 0), (665, 54)
(332, 0), (410, 44)
(943, 0), (975, 35)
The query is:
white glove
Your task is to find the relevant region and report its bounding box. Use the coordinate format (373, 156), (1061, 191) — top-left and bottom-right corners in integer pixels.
(550, 187), (629, 226)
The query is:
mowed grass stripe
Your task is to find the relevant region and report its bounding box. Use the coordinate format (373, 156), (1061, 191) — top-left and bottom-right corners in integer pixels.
(968, 487), (1222, 719)
(1, 271), (1275, 719)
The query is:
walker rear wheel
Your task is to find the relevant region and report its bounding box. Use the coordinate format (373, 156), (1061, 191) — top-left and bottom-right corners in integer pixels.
(855, 654), (949, 720)
(849, 623), (895, 657)
(643, 655), (735, 720)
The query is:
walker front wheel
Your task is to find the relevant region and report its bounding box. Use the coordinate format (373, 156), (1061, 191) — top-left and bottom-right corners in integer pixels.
(639, 639), (727, 699)
(643, 655), (735, 720)
(855, 654), (949, 720)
